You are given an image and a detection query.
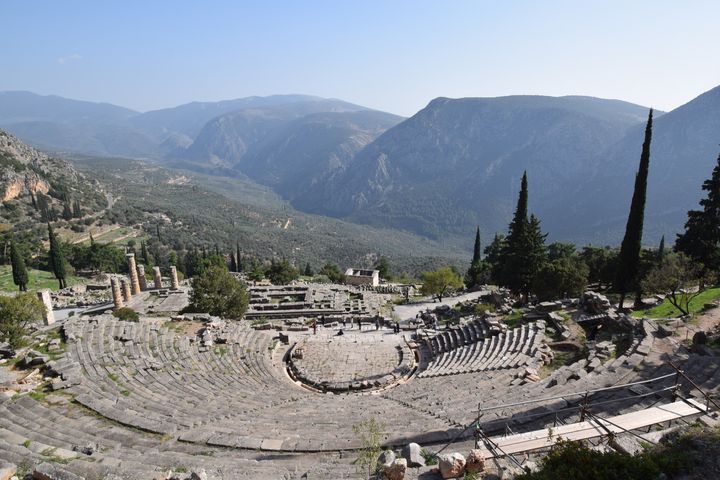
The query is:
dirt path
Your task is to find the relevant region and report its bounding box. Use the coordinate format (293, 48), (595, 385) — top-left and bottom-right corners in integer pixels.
(393, 290), (490, 321)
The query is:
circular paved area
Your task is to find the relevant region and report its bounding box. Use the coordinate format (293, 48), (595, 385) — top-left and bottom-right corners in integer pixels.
(289, 330), (414, 391)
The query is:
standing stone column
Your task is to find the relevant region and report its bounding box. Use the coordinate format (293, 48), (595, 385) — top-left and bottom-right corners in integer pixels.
(126, 253), (141, 295)
(121, 278), (132, 301)
(137, 264), (148, 291)
(111, 278), (124, 309)
(153, 266), (163, 289)
(36, 289), (55, 325)
(170, 266), (179, 290)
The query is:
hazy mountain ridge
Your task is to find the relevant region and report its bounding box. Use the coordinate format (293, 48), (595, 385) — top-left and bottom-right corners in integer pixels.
(295, 95), (656, 240)
(0, 92), (378, 160)
(551, 85), (720, 244)
(2, 87), (719, 247)
(234, 109), (404, 202)
(128, 94), (325, 141)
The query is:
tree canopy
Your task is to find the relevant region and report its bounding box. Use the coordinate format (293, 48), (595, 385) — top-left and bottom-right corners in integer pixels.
(640, 252), (716, 316)
(319, 263), (345, 283)
(421, 266), (463, 302)
(675, 152), (720, 276)
(0, 293), (46, 348)
(186, 265), (249, 319)
(266, 258), (299, 285)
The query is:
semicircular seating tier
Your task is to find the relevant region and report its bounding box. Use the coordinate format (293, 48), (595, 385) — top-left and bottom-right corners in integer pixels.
(41, 315), (680, 459)
(3, 315), (718, 478)
(418, 319), (547, 378)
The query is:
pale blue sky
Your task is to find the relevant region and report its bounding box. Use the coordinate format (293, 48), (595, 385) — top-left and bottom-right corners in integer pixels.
(2, 1), (719, 115)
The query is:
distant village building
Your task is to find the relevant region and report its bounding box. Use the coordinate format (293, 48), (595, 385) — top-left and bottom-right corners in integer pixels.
(344, 268), (380, 287)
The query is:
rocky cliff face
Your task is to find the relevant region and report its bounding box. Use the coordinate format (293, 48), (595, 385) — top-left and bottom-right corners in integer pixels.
(0, 129), (106, 229)
(1, 175), (49, 202)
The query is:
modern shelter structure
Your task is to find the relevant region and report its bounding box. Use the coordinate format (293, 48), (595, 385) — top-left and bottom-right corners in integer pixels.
(344, 268), (380, 286)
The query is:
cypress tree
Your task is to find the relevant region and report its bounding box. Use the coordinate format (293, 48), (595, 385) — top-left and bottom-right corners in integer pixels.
(465, 227), (485, 288)
(236, 243), (242, 272)
(614, 109), (653, 310)
(525, 214), (548, 281)
(229, 253), (237, 273)
(499, 172), (530, 295)
(472, 227), (481, 264)
(304, 262), (313, 277)
(498, 172), (548, 301)
(141, 240), (151, 265)
(657, 235), (665, 263)
(47, 223), (68, 289)
(485, 233), (507, 283)
(156, 224), (162, 243)
(10, 241), (28, 292)
(62, 202), (73, 221)
(675, 152), (720, 275)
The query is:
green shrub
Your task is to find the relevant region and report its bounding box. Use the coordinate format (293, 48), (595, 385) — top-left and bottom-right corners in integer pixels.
(515, 438), (689, 480)
(112, 307), (139, 322)
(421, 448), (438, 465)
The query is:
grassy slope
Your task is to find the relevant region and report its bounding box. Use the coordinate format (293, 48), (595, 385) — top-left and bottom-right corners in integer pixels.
(0, 265), (81, 293)
(632, 287), (720, 318)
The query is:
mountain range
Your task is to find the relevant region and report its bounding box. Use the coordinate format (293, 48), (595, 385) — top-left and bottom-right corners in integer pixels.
(1, 86), (719, 248)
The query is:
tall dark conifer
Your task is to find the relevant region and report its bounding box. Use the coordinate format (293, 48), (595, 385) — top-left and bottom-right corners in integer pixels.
(140, 240), (151, 265)
(499, 172), (531, 297)
(229, 253), (237, 273)
(10, 241), (28, 291)
(675, 152), (720, 275)
(657, 235), (665, 263)
(614, 109), (653, 309)
(62, 202), (73, 221)
(471, 227), (482, 264)
(47, 223), (67, 289)
(526, 214), (548, 278)
(236, 243), (242, 272)
(466, 227), (486, 288)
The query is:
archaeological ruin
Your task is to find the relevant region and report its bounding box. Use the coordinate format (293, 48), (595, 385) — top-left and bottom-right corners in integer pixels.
(1, 267), (719, 480)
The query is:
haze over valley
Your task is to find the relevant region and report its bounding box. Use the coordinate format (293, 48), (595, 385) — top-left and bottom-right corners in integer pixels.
(1, 84), (719, 249)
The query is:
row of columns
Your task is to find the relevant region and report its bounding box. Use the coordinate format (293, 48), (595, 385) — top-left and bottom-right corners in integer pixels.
(111, 253), (180, 310)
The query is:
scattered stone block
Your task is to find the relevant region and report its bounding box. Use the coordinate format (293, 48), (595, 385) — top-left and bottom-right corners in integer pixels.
(32, 462), (83, 480)
(37, 289), (55, 325)
(582, 291), (611, 314)
(384, 458), (407, 480)
(657, 324), (676, 337)
(439, 452), (466, 479)
(377, 450), (396, 468)
(401, 442), (425, 467)
(0, 460), (16, 480)
(48, 338), (62, 353)
(0, 343), (16, 359)
(189, 469), (208, 480)
(465, 449), (486, 474)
